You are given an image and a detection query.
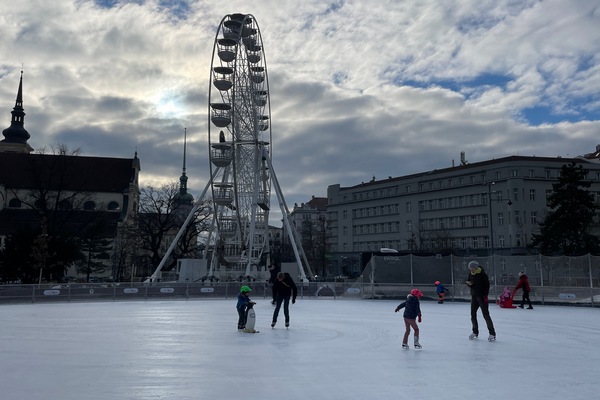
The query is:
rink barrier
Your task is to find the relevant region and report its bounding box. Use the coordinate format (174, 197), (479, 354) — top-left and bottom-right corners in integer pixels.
(0, 281), (598, 306)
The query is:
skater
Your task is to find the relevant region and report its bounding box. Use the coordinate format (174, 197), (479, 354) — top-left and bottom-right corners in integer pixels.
(513, 271), (533, 309)
(466, 261), (496, 341)
(236, 285), (255, 330)
(395, 288), (423, 349)
(271, 272), (297, 328)
(498, 286), (514, 308)
(434, 280), (449, 303)
(267, 264), (280, 305)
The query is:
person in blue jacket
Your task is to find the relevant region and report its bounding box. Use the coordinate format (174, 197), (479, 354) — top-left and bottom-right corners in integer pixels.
(434, 280), (449, 303)
(395, 288), (423, 349)
(236, 286), (255, 330)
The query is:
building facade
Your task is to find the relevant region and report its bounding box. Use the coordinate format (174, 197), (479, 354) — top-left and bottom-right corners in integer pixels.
(326, 154), (600, 276)
(0, 71), (141, 282)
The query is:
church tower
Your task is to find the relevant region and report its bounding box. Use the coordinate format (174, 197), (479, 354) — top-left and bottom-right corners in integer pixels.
(1, 70), (34, 153)
(174, 128), (194, 219)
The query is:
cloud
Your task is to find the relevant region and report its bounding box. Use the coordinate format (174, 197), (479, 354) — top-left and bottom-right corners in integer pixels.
(1, 0), (599, 226)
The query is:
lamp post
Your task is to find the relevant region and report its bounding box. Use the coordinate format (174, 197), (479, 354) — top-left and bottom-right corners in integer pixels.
(484, 182), (512, 287)
(485, 182), (496, 285)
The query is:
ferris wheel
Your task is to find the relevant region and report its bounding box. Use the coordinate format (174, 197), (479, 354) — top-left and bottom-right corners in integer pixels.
(149, 13), (311, 283)
(207, 13), (291, 279)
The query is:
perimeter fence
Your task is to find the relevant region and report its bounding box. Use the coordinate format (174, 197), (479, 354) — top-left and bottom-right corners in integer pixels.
(1, 252), (599, 306)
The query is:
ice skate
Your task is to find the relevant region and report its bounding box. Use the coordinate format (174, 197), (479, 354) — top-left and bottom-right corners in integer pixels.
(414, 337), (422, 349)
(271, 321), (276, 328)
(527, 306), (534, 309)
(285, 321), (289, 328)
(402, 343), (409, 349)
(488, 334), (496, 342)
(469, 333), (478, 340)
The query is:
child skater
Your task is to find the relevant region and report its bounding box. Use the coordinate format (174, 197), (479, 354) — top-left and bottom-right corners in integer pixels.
(236, 285), (255, 330)
(434, 280), (449, 303)
(395, 288), (423, 349)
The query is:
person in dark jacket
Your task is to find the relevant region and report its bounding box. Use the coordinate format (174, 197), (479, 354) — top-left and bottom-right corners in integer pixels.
(267, 264), (280, 305)
(271, 272), (297, 328)
(513, 271), (533, 309)
(466, 261), (496, 341)
(236, 286), (255, 330)
(395, 288), (423, 349)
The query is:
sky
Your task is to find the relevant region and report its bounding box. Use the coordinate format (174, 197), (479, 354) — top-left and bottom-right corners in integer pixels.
(1, 298), (599, 400)
(1, 0), (600, 222)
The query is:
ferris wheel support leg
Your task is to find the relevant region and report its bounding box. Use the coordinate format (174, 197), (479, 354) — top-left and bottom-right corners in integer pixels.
(149, 167), (221, 283)
(264, 151), (314, 281)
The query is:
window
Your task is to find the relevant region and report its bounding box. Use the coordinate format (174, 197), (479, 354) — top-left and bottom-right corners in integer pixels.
(406, 202), (412, 213)
(495, 171), (501, 180)
(84, 201), (96, 211)
(343, 226), (348, 236)
(406, 221), (412, 232)
(529, 169), (535, 178)
(511, 170), (519, 177)
(498, 235), (505, 247)
(460, 216), (467, 227)
(342, 210), (347, 219)
(513, 188), (518, 201)
(529, 189), (536, 201)
(8, 198), (21, 208)
(530, 211), (537, 224)
(107, 201), (120, 211)
(515, 210), (521, 224)
(545, 170), (551, 179)
(498, 212), (504, 225)
(58, 199), (72, 210)
(471, 215), (478, 227)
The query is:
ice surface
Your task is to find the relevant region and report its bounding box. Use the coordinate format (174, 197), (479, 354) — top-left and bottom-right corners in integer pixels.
(0, 299), (598, 400)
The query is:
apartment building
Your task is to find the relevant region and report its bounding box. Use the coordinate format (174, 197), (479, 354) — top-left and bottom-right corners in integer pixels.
(326, 153), (600, 274)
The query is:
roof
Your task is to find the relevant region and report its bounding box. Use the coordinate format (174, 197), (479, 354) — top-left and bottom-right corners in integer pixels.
(344, 155), (593, 190)
(306, 196), (327, 211)
(0, 153), (137, 192)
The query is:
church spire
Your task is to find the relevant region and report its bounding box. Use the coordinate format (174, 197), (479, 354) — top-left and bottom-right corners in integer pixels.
(1, 69), (33, 153)
(175, 127), (193, 207)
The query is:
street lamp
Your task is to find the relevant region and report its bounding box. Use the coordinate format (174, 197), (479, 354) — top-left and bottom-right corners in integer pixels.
(484, 182), (512, 286)
(484, 182), (496, 285)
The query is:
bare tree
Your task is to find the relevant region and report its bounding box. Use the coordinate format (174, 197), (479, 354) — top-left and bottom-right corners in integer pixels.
(134, 182), (211, 274)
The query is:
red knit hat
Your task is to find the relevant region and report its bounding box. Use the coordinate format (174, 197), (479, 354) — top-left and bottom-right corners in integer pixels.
(410, 288), (423, 298)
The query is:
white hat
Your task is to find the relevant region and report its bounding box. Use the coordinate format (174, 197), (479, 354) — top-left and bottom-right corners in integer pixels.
(468, 261), (479, 269)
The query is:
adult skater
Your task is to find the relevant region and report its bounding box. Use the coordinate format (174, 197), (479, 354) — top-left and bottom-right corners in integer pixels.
(271, 272), (297, 328)
(466, 261), (496, 341)
(267, 264), (280, 305)
(513, 271), (534, 309)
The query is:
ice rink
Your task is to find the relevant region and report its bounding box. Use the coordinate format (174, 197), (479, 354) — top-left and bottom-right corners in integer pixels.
(1, 298), (598, 400)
